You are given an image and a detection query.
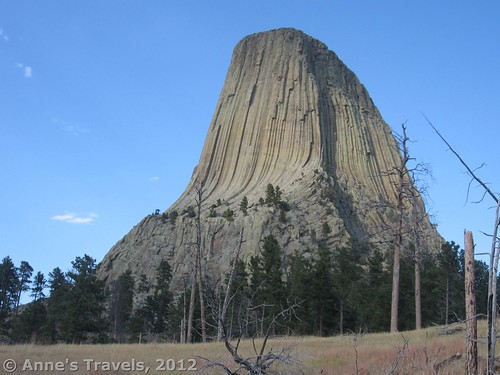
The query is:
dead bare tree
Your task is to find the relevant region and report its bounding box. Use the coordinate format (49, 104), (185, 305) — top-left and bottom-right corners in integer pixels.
(414, 237), (423, 330)
(389, 125), (408, 333)
(366, 121), (434, 333)
(217, 230), (245, 341)
(388, 123), (430, 333)
(464, 230), (478, 375)
(386, 334), (410, 375)
(487, 201), (500, 374)
(410, 174), (434, 330)
(186, 179), (208, 343)
(186, 262), (198, 344)
(195, 182), (208, 343)
(201, 304), (302, 375)
(424, 115), (499, 374)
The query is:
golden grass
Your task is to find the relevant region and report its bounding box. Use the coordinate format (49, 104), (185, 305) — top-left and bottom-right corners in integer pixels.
(0, 322), (491, 374)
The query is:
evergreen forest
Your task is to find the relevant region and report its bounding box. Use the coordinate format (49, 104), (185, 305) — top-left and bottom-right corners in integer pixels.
(0, 236), (492, 344)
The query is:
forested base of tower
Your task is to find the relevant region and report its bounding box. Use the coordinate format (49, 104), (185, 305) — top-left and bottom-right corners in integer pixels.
(0, 238), (491, 344)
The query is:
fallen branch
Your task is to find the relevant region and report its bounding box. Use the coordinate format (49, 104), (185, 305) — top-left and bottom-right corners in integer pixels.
(437, 326), (464, 335)
(433, 352), (462, 373)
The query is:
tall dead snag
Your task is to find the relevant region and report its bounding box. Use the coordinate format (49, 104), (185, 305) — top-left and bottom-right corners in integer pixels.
(384, 123), (430, 333)
(217, 230), (245, 342)
(390, 124), (412, 333)
(464, 230), (477, 375)
(186, 179), (207, 343)
(412, 204), (429, 330)
(194, 182), (207, 343)
(186, 264), (198, 344)
(414, 241), (422, 330)
(487, 201), (500, 374)
(410, 152), (432, 331)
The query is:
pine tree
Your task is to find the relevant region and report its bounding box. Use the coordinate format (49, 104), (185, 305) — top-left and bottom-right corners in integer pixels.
(48, 267), (66, 292)
(437, 241), (463, 324)
(31, 271), (46, 301)
(0, 256), (18, 325)
(239, 196), (249, 216)
(398, 255), (417, 331)
(274, 186), (283, 203)
(11, 300), (47, 343)
(311, 246), (335, 336)
(332, 247), (363, 333)
(226, 259), (250, 338)
(131, 261), (173, 340)
(321, 222), (331, 237)
(14, 261), (33, 314)
(152, 260), (173, 334)
(360, 249), (391, 332)
(110, 270), (135, 342)
(61, 255), (107, 343)
(420, 253), (446, 326)
(265, 184), (276, 206)
(287, 251), (314, 334)
(45, 267), (71, 342)
(249, 235), (286, 335)
(474, 259), (489, 316)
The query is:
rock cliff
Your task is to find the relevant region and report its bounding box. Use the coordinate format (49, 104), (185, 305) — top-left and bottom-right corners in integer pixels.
(98, 28), (441, 288)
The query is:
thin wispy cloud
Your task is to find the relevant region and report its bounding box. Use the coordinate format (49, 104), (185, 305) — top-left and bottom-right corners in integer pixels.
(51, 118), (90, 135)
(149, 176), (160, 182)
(16, 63), (33, 78)
(0, 28), (9, 42)
(51, 213), (98, 224)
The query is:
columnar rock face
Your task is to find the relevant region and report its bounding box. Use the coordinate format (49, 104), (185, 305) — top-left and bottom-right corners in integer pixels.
(98, 28), (441, 288)
(176, 28), (398, 209)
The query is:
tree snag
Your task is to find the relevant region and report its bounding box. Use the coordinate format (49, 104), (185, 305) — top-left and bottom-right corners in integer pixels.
(464, 230), (477, 375)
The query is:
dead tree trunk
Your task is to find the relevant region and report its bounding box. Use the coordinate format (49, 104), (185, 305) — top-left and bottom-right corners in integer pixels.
(464, 230), (477, 375)
(180, 289), (187, 343)
(196, 252), (207, 343)
(445, 277), (450, 326)
(487, 200), (500, 374)
(217, 230), (244, 341)
(390, 221), (402, 333)
(413, 202), (424, 330)
(186, 267), (197, 344)
(415, 252), (422, 330)
(390, 124), (411, 333)
(194, 184), (208, 343)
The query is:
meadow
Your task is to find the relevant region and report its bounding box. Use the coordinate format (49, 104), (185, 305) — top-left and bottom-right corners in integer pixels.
(0, 322), (487, 374)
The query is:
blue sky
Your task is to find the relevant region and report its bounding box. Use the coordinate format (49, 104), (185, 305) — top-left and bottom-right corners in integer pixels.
(1, 1), (499, 285)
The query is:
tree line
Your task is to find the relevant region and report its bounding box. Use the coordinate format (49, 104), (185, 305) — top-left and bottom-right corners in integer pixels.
(0, 234), (492, 344)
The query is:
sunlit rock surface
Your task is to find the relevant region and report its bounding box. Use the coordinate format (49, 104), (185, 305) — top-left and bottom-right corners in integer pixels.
(98, 28), (441, 288)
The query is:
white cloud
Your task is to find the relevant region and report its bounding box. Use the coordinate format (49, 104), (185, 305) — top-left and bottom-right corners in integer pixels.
(0, 28), (9, 42)
(16, 63), (33, 78)
(51, 118), (90, 135)
(63, 124), (88, 135)
(149, 176), (160, 182)
(51, 213), (98, 224)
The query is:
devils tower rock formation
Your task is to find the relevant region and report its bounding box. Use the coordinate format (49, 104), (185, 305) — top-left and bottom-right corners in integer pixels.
(98, 28), (440, 288)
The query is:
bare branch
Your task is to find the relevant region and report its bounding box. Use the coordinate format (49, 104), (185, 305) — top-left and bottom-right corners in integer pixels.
(204, 303), (303, 374)
(423, 114), (498, 204)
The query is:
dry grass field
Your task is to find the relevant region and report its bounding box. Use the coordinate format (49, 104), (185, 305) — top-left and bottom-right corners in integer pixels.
(0, 322), (491, 374)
